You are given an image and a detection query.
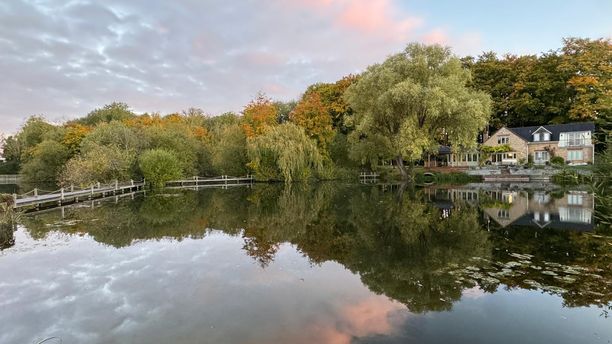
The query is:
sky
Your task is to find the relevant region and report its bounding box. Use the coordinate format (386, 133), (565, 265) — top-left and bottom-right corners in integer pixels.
(0, 0), (610, 135)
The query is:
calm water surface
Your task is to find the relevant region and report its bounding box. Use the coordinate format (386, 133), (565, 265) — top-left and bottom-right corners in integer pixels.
(1, 183), (610, 344)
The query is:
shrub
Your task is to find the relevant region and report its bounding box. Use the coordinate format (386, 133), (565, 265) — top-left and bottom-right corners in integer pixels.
(550, 156), (564, 165)
(62, 144), (135, 185)
(139, 149), (182, 188)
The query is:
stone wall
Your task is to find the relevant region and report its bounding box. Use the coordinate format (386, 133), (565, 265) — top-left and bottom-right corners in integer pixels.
(482, 127), (529, 161)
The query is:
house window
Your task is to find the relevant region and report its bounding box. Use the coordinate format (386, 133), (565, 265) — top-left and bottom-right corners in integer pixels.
(564, 132), (587, 146)
(543, 132), (550, 141)
(534, 133), (540, 141)
(568, 194), (583, 205)
(498, 136), (509, 144)
(534, 151), (549, 162)
(497, 209), (509, 218)
(567, 150), (583, 161)
(559, 207), (592, 224)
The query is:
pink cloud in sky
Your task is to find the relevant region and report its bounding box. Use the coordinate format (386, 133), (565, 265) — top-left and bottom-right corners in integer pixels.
(284, 0), (423, 42)
(422, 28), (450, 45)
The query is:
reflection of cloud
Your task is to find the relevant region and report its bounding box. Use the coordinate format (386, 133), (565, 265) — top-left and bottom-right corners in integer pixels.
(462, 286), (486, 300)
(0, 229), (411, 344)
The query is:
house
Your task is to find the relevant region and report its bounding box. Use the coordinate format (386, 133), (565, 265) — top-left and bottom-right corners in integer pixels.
(482, 122), (595, 165)
(424, 145), (480, 168)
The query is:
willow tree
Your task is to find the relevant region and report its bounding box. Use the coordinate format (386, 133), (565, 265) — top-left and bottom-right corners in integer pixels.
(345, 43), (491, 179)
(247, 123), (322, 183)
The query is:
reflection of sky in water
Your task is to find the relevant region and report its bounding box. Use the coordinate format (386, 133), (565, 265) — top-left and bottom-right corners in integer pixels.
(1, 229), (610, 344)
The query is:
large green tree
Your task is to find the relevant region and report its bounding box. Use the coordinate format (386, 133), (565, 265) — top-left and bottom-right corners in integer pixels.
(346, 43), (491, 179)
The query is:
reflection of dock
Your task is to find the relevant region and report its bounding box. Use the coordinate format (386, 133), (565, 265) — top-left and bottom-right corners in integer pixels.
(25, 190), (144, 216)
(0, 174), (21, 184)
(166, 175), (254, 188)
(359, 172), (379, 184)
(13, 181), (145, 210)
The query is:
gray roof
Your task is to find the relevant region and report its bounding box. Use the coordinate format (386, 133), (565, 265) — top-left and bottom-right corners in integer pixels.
(507, 122), (595, 142)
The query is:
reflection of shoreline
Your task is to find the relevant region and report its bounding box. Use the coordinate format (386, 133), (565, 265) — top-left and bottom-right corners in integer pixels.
(13, 184), (611, 313)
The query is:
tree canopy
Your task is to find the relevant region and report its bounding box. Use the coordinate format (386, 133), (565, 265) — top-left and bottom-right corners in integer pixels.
(345, 43), (491, 178)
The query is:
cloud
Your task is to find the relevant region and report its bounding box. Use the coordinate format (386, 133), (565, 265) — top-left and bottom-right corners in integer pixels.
(0, 0), (482, 134)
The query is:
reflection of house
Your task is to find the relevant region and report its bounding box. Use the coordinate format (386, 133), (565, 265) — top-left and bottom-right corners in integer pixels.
(483, 190), (594, 231)
(482, 122), (595, 165)
(481, 191), (528, 227)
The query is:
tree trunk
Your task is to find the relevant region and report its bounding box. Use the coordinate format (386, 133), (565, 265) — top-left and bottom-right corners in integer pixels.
(395, 155), (414, 181)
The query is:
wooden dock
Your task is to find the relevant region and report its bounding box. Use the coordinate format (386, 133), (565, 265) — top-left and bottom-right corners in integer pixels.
(12, 180), (145, 209)
(166, 175), (255, 188)
(24, 190), (145, 215)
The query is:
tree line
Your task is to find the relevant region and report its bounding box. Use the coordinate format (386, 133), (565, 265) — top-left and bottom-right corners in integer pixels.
(0, 38), (609, 184)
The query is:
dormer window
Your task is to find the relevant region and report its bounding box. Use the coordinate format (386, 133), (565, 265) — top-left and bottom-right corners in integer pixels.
(533, 126), (552, 142)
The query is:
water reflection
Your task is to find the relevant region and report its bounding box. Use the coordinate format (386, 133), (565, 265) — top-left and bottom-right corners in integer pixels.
(1, 183), (611, 343)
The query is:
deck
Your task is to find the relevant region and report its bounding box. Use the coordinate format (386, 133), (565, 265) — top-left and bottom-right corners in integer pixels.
(12, 180), (145, 209)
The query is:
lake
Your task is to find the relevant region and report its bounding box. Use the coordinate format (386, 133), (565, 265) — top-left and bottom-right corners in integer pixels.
(1, 183), (610, 344)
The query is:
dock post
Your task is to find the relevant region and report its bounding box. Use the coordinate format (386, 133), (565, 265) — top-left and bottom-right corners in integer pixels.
(60, 188), (64, 203)
(90, 184), (94, 199)
(70, 184), (74, 192)
(115, 180), (118, 191)
(12, 193), (17, 209)
(97, 182), (100, 189)
(34, 188), (38, 198)
(131, 179), (134, 186)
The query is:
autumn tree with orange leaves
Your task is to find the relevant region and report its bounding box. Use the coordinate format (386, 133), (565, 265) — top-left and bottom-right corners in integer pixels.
(290, 92), (334, 153)
(242, 93), (278, 138)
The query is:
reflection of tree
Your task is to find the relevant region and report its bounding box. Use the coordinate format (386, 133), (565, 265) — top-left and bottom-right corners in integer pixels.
(17, 183), (612, 312)
(480, 225), (612, 309)
(327, 188), (491, 312)
(242, 227), (279, 268)
(21, 191), (204, 247)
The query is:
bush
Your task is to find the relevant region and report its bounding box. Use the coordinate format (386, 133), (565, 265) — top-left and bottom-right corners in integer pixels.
(139, 149), (183, 188)
(550, 156), (564, 165)
(62, 145), (135, 185)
